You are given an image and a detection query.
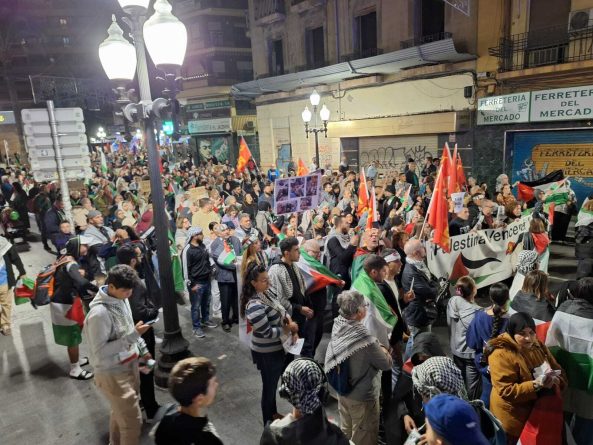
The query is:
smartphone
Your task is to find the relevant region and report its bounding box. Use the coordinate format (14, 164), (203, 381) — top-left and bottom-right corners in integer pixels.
(145, 318), (159, 325)
(410, 277), (415, 292)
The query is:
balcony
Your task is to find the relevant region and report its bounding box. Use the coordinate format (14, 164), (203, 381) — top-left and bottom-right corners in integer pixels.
(340, 48), (383, 62)
(400, 32), (453, 49)
(489, 24), (593, 72)
(253, 0), (285, 25)
(290, 0), (324, 13)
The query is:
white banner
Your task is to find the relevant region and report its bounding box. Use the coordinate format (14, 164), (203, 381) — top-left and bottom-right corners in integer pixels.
(426, 217), (530, 289)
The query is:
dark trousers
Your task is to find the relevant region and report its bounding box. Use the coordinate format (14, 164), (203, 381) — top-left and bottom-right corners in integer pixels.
(36, 214), (49, 248)
(219, 282), (238, 325)
(301, 309), (324, 358)
(188, 281), (211, 329)
(252, 349), (285, 425)
(139, 329), (159, 418)
(481, 374), (493, 409)
(551, 211), (571, 241)
(453, 355), (482, 401)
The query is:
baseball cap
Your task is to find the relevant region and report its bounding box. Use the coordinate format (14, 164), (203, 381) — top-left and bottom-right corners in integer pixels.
(424, 394), (489, 445)
(381, 249), (401, 263)
(187, 227), (203, 238)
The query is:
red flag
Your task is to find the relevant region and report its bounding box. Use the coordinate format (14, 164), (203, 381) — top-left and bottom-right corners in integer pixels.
(428, 169), (450, 252)
(366, 186), (378, 229)
(456, 153), (467, 191)
(357, 168), (370, 217)
(448, 144), (459, 195)
(297, 158), (309, 176)
(236, 137), (252, 174)
(440, 142), (452, 181)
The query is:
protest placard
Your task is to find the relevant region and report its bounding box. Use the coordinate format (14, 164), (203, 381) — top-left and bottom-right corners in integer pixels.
(426, 216), (530, 289)
(274, 173), (321, 215)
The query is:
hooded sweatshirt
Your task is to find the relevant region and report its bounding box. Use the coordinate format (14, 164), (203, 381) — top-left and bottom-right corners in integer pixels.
(85, 286), (148, 374)
(447, 296), (482, 359)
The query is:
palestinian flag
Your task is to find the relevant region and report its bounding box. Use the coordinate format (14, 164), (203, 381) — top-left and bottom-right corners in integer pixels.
(399, 183), (413, 211)
(352, 269), (397, 347)
(576, 202), (593, 228)
(218, 241), (236, 265)
(51, 298), (84, 347)
(544, 180), (570, 205)
(516, 170), (564, 202)
(351, 248), (370, 284)
(545, 299), (593, 414)
(508, 306), (551, 344)
(296, 248), (342, 293)
(269, 222), (285, 241)
(14, 276), (35, 305)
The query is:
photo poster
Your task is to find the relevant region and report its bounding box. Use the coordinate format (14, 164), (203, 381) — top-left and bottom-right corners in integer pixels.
(274, 172), (321, 215)
(509, 129), (593, 206)
(198, 136), (230, 162)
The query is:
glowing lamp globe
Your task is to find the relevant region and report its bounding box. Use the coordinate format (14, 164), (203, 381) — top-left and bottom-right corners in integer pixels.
(144, 0), (188, 70)
(99, 16), (137, 82)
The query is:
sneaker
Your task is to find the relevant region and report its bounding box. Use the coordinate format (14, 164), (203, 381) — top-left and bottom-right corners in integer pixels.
(193, 328), (205, 338)
(222, 323), (231, 332)
(203, 320), (218, 328)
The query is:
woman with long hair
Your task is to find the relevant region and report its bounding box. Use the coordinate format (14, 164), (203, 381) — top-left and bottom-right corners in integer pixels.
(466, 282), (511, 408)
(240, 238), (268, 279)
(511, 270), (555, 324)
(447, 276), (482, 400)
(241, 264), (298, 425)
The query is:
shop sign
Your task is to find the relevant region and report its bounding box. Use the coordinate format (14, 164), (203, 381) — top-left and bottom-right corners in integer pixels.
(0, 111), (16, 125)
(477, 93), (530, 125)
(185, 99), (230, 112)
(531, 86), (593, 122)
(188, 118), (232, 134)
(531, 143), (593, 177)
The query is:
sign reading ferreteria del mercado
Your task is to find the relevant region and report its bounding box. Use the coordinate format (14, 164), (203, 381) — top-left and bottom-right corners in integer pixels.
(478, 84), (593, 125)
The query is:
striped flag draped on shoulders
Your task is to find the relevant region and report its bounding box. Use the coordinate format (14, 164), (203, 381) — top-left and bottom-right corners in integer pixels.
(296, 248), (342, 294)
(218, 240), (237, 265)
(352, 269), (397, 347)
(545, 299), (593, 412)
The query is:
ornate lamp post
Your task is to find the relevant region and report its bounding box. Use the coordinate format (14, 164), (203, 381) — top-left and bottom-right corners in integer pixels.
(301, 89), (330, 170)
(98, 0), (190, 386)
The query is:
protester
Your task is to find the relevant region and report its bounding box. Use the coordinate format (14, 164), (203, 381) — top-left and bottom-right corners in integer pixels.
(509, 249), (538, 299)
(325, 290), (392, 445)
(0, 235), (26, 336)
(466, 282), (510, 408)
(241, 264), (298, 425)
(153, 357), (223, 445)
(85, 265), (152, 445)
(447, 276), (482, 400)
(510, 270), (555, 323)
(260, 358), (351, 445)
(487, 312), (566, 443)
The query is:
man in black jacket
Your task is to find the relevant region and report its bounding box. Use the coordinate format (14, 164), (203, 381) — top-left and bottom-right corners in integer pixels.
(325, 216), (358, 289)
(44, 197), (66, 251)
(181, 227), (217, 338)
(0, 236), (26, 335)
(449, 207), (472, 236)
(116, 244), (160, 420)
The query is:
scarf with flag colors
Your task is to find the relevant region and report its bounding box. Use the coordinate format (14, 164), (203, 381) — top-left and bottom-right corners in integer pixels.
(100, 147), (108, 175)
(236, 136), (252, 174)
(297, 159), (309, 176)
(296, 248), (342, 293)
(352, 269), (397, 347)
(218, 240), (237, 265)
(357, 168), (370, 217)
(351, 248), (371, 284)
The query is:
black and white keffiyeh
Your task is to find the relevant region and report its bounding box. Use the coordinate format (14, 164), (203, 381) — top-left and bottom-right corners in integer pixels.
(279, 359), (325, 415)
(324, 315), (376, 372)
(412, 356), (467, 400)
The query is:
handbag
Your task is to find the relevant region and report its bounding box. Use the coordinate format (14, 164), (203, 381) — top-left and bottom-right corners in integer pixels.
(518, 389), (563, 445)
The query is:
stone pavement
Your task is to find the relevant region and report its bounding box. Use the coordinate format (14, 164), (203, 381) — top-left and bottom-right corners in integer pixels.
(0, 232), (577, 445)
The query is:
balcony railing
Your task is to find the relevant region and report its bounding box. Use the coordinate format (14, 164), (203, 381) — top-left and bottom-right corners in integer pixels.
(340, 47), (383, 62)
(253, 0), (285, 24)
(400, 32), (453, 49)
(489, 24), (593, 72)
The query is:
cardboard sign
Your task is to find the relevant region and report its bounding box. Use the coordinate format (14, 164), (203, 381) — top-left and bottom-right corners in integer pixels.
(188, 186), (207, 202)
(274, 173), (321, 215)
(139, 180), (151, 198)
(67, 180), (85, 192)
(451, 192), (465, 213)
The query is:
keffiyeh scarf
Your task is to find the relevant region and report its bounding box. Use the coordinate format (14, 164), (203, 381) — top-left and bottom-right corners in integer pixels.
(324, 316), (375, 372)
(412, 356), (467, 400)
(279, 359), (325, 415)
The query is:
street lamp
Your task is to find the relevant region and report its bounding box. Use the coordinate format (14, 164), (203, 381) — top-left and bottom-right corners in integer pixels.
(99, 0), (190, 386)
(96, 127), (107, 140)
(301, 89), (330, 171)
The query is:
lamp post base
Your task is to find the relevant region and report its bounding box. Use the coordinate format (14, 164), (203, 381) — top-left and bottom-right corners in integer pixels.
(154, 328), (192, 388)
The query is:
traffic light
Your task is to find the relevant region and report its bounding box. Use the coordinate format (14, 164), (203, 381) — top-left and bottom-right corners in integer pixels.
(162, 120), (174, 136)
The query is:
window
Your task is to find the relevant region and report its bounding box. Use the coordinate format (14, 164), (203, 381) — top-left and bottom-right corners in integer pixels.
(420, 0), (444, 38)
(269, 39), (284, 75)
(355, 11), (377, 57)
(306, 26), (325, 69)
(237, 60), (253, 80)
(59, 18), (68, 26)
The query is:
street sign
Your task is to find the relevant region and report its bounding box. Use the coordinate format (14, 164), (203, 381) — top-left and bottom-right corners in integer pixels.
(22, 107), (91, 181)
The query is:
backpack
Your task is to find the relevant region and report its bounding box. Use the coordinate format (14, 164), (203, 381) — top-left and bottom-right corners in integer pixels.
(326, 359), (353, 396)
(31, 256), (76, 308)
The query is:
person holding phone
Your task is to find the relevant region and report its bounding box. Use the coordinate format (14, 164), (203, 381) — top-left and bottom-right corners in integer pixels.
(85, 265), (153, 445)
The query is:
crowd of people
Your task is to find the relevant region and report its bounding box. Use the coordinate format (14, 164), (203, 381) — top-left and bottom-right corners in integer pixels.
(0, 145), (591, 445)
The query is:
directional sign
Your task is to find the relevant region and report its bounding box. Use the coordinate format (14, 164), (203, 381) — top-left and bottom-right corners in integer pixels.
(22, 107), (91, 181)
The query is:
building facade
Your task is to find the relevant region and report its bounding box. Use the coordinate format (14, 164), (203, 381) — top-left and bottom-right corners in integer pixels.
(236, 0), (478, 175)
(175, 0), (259, 166)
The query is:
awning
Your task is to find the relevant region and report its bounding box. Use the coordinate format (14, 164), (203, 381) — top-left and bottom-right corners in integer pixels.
(231, 38), (475, 97)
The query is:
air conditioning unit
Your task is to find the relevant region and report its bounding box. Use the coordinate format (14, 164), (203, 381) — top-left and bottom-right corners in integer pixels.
(243, 121), (255, 131)
(568, 8), (593, 33)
